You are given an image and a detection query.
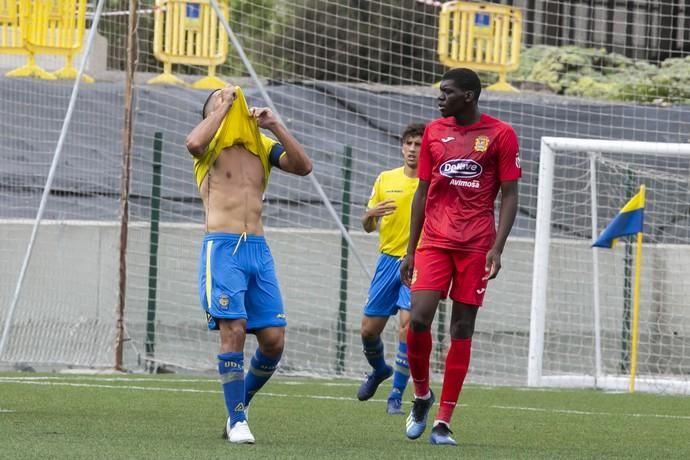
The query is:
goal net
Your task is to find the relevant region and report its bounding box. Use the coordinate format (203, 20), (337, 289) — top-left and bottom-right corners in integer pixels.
(1, 0), (688, 390)
(529, 137), (690, 394)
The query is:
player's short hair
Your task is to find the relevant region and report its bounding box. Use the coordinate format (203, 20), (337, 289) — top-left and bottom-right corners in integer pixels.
(201, 89), (221, 119)
(442, 68), (482, 102)
(401, 123), (425, 143)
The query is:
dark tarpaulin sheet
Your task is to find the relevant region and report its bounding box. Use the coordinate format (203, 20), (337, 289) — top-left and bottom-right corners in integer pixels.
(1, 77), (688, 242)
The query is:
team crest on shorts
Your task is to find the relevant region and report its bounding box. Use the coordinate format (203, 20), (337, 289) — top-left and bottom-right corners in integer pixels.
(411, 268), (418, 285)
(218, 294), (230, 309)
(474, 135), (490, 153)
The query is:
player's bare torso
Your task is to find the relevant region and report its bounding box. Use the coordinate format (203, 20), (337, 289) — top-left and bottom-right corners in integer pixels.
(199, 144), (265, 235)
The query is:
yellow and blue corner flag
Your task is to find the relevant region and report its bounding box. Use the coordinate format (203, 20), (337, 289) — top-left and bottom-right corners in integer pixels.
(592, 185), (646, 248)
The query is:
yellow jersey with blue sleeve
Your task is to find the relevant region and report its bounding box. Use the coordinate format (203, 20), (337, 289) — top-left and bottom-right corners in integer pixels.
(193, 86), (286, 190)
(367, 166), (418, 257)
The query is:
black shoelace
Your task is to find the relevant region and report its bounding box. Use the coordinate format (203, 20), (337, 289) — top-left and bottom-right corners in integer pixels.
(411, 397), (431, 421)
(432, 423), (453, 436)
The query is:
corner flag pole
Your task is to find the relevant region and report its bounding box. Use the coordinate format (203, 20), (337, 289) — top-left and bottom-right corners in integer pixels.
(628, 185), (645, 393)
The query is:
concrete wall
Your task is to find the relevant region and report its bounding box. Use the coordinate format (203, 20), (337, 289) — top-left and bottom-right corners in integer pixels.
(1, 221), (689, 385)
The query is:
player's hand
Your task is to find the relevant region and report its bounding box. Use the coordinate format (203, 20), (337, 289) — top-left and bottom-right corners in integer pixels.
(483, 248), (502, 280)
(400, 254), (414, 287)
(218, 85), (237, 110)
(251, 107), (279, 129)
(366, 199), (397, 218)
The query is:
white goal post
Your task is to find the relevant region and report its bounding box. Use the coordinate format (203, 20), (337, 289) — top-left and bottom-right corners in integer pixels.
(529, 137), (690, 394)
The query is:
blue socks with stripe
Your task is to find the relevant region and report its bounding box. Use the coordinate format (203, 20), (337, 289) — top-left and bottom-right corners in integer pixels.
(218, 352), (245, 427)
(244, 349), (281, 406)
(389, 342), (410, 400)
(362, 337), (388, 375)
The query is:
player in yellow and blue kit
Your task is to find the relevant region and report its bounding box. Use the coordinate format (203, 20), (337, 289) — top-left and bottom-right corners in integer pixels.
(357, 123), (425, 415)
(185, 85), (312, 444)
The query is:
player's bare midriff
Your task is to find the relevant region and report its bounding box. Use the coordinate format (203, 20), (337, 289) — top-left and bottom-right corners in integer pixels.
(199, 145), (265, 235)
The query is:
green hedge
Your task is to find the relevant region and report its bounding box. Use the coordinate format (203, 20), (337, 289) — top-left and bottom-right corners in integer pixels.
(509, 46), (690, 105)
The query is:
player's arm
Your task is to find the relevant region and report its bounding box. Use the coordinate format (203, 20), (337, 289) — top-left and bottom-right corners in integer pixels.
(401, 179), (428, 286)
(361, 211), (378, 233)
(485, 127), (522, 280)
(484, 180), (518, 280)
(362, 174), (395, 232)
(361, 199), (397, 233)
(407, 180), (428, 254)
(253, 107), (312, 176)
(185, 86), (235, 157)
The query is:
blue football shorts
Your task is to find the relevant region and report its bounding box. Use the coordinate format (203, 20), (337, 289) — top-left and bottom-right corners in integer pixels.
(198, 233), (287, 332)
(363, 253), (411, 317)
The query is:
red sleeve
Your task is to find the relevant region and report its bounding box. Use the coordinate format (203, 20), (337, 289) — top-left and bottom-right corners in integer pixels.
(497, 125), (522, 182)
(417, 125), (432, 181)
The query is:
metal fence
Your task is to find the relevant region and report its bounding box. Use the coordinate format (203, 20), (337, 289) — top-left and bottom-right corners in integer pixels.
(497, 0), (689, 61)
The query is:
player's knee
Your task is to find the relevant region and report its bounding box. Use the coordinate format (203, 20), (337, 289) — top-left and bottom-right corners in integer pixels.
(361, 329), (379, 341)
(409, 307), (433, 332)
(409, 317), (431, 333)
(360, 321), (380, 340)
(450, 320), (475, 339)
(258, 332), (285, 358)
(360, 316), (386, 340)
(262, 343), (284, 358)
(218, 319), (246, 352)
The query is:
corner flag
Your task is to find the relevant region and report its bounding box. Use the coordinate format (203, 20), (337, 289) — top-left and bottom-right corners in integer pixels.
(592, 186), (645, 248)
(591, 185), (646, 393)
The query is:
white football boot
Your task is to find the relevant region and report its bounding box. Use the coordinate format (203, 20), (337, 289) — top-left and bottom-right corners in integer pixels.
(226, 418), (255, 444)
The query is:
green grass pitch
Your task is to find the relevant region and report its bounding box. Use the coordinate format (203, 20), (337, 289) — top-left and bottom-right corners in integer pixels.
(1, 372), (689, 459)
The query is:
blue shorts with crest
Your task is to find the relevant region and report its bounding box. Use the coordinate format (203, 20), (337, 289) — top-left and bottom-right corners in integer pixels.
(198, 233), (286, 332)
(363, 253), (410, 317)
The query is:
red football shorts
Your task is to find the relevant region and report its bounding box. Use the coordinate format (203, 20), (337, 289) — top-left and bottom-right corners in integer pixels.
(411, 246), (488, 306)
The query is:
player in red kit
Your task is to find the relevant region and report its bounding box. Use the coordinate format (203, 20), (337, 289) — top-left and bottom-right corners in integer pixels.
(400, 68), (521, 445)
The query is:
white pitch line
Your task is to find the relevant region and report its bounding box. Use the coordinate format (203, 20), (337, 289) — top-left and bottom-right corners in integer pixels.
(280, 381), (357, 387)
(0, 376), (358, 387)
(0, 380), (365, 402)
(0, 380), (219, 394)
(489, 405), (690, 421)
(0, 376), (223, 384)
(1, 409), (16, 413)
(1, 378), (689, 421)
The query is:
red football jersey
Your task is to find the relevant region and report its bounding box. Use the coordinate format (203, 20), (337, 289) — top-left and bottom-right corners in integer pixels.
(417, 113), (521, 253)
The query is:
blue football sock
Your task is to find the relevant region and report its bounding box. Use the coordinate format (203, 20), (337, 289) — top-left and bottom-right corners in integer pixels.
(244, 349), (281, 406)
(218, 352), (246, 427)
(362, 337), (388, 375)
(389, 342), (410, 400)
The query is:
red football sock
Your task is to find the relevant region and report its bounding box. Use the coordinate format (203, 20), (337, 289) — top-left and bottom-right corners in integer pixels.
(437, 338), (472, 424)
(406, 328), (432, 397)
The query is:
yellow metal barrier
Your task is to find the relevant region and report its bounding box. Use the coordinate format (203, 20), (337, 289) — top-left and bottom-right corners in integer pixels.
(149, 0), (229, 89)
(438, 1), (522, 92)
(5, 0), (91, 82)
(0, 0), (54, 79)
(0, 0), (25, 54)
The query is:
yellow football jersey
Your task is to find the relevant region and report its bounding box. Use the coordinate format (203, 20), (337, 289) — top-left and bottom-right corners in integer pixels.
(193, 86), (284, 190)
(367, 166), (418, 257)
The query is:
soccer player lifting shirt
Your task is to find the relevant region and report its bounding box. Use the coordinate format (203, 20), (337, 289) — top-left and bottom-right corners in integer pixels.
(185, 84), (312, 444)
(400, 69), (521, 445)
(357, 123), (425, 415)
